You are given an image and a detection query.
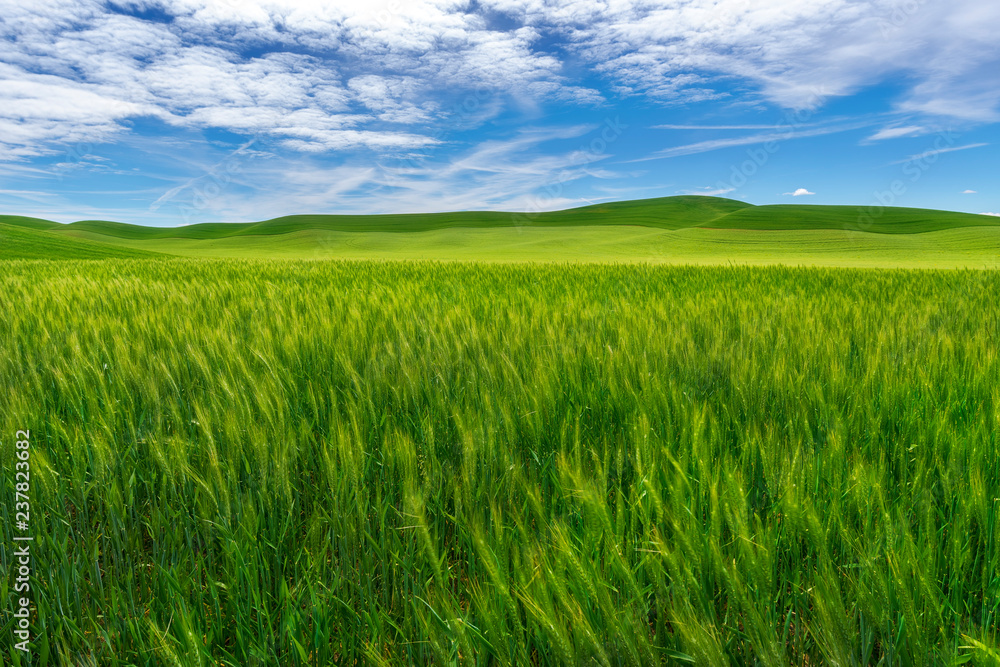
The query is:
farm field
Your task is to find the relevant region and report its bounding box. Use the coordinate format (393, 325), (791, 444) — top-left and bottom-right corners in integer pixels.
(50, 224), (1000, 268)
(1, 259), (998, 665)
(3, 196), (1000, 267)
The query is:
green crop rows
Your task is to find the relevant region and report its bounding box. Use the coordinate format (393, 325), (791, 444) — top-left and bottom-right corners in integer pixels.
(1, 259), (998, 665)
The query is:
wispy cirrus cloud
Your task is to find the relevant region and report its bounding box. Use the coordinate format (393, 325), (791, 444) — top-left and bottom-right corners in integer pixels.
(653, 124), (784, 131)
(629, 120), (874, 162)
(864, 125), (926, 142)
(131, 123), (624, 223)
(890, 142), (988, 164)
(678, 186), (736, 196)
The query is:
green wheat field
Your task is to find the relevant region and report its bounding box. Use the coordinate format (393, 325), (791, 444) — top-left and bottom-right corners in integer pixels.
(1, 256), (999, 664)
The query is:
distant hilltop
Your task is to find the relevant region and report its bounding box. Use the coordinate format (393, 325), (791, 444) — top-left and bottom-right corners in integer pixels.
(2, 196), (999, 265)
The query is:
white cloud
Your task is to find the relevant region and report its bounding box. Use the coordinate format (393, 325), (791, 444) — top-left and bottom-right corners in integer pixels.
(0, 62), (146, 159)
(127, 122), (626, 223)
(784, 188), (815, 196)
(980, 212), (1000, 217)
(865, 125), (925, 142)
(679, 187), (736, 197)
(2, 0), (999, 164)
(489, 0), (1000, 118)
(632, 120), (872, 161)
(655, 124), (785, 131)
(891, 142), (988, 164)
(0, 0), (600, 160)
(963, 189), (977, 194)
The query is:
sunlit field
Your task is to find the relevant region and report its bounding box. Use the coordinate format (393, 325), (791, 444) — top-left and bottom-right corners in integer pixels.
(2, 259), (998, 665)
(4, 196), (1000, 268)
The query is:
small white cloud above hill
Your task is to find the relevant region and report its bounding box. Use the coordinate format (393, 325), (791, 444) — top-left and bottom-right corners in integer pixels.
(783, 188), (815, 196)
(980, 211), (1000, 217)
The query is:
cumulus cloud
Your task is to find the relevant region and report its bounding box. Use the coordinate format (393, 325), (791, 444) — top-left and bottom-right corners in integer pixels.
(963, 189), (977, 194)
(3, 0), (1000, 224)
(2, 0), (999, 163)
(784, 188), (815, 196)
(0, 0), (600, 160)
(981, 212), (1000, 217)
(484, 0), (1000, 118)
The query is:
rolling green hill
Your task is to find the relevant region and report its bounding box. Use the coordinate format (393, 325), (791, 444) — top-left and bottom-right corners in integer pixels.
(42, 195), (752, 240)
(0, 219), (168, 260)
(706, 204), (999, 234)
(3, 196), (999, 266)
(0, 214), (62, 231)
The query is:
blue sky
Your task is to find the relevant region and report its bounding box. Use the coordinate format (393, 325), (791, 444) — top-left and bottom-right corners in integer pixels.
(1, 0), (998, 226)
